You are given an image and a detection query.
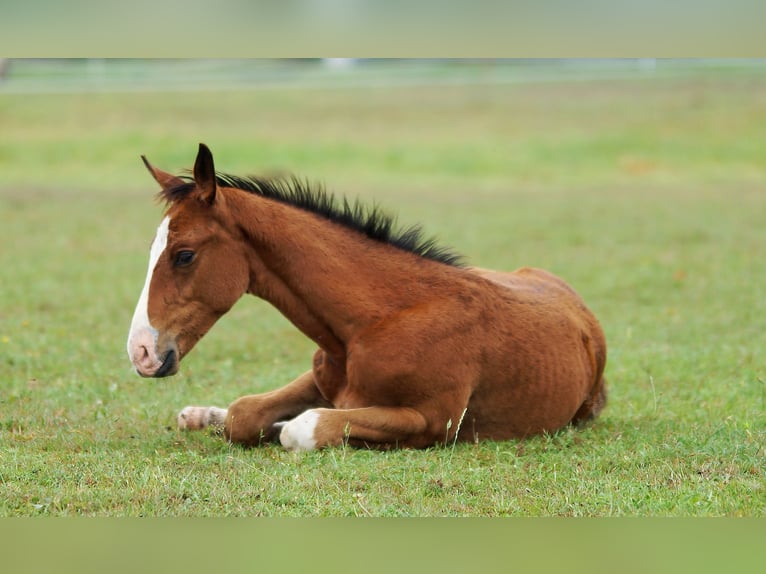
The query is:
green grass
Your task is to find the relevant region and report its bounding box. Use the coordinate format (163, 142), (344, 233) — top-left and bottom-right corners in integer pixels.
(1, 63), (764, 516)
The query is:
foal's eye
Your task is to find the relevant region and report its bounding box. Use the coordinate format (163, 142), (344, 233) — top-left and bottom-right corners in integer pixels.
(173, 250), (196, 268)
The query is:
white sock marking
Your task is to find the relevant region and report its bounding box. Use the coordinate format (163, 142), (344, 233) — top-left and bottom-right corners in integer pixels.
(279, 410), (320, 451)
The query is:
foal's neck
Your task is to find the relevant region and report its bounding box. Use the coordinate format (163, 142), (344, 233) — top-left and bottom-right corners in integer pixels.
(228, 190), (454, 354)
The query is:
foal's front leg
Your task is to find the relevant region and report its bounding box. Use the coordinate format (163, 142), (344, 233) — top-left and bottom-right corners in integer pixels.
(177, 369), (331, 446)
(177, 404), (228, 431)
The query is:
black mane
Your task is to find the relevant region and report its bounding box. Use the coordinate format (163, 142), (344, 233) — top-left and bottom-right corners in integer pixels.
(163, 172), (465, 267)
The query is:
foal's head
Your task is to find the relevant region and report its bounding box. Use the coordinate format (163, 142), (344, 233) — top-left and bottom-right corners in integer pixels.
(127, 144), (250, 377)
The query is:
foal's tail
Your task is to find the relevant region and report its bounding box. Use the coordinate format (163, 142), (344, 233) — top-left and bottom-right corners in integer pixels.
(571, 375), (607, 426)
(571, 320), (608, 426)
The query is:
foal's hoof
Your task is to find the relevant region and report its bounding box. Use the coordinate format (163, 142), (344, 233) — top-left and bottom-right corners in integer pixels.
(279, 410), (320, 451)
(177, 406), (208, 430)
(177, 406), (227, 431)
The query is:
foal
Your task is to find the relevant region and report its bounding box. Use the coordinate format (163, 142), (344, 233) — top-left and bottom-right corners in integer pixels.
(127, 144), (607, 450)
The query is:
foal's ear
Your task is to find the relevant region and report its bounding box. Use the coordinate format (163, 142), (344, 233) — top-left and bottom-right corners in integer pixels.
(141, 156), (185, 190)
(193, 143), (217, 205)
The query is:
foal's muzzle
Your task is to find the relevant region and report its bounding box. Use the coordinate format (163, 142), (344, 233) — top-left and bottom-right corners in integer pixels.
(127, 327), (179, 377)
(154, 348), (178, 378)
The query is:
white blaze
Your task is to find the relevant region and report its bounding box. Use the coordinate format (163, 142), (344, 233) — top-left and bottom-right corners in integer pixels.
(127, 216), (170, 361)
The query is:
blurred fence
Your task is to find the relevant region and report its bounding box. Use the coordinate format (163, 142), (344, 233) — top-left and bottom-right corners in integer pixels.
(0, 59), (764, 94)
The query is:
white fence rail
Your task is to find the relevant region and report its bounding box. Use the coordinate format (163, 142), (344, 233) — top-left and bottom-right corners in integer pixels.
(1, 59), (764, 94)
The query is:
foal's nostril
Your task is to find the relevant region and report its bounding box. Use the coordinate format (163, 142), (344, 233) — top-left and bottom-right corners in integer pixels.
(128, 327), (179, 377)
(130, 340), (157, 373)
(134, 344), (152, 367)
(128, 327), (167, 377)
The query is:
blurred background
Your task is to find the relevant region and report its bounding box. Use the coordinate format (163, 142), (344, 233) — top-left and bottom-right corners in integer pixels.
(2, 58), (762, 94)
(1, 59), (764, 516)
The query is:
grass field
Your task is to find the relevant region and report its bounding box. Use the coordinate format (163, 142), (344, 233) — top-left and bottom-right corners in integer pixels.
(0, 61), (764, 516)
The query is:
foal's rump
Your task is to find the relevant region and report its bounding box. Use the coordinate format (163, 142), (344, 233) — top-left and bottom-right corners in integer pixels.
(459, 265), (607, 440)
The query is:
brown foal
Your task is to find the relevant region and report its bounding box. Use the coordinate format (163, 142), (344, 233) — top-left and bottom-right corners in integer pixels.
(127, 144), (607, 450)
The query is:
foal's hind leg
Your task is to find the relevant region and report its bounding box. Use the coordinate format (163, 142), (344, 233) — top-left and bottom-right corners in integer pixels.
(279, 406), (433, 451)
